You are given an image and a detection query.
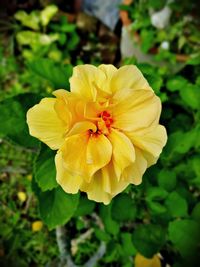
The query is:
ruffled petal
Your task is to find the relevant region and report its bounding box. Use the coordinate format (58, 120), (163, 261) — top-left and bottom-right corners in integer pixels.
(26, 98), (67, 150)
(55, 151), (83, 193)
(81, 162), (129, 204)
(128, 125), (167, 166)
(98, 64), (117, 94)
(110, 65), (151, 93)
(108, 129), (135, 180)
(61, 132), (112, 180)
(67, 121), (97, 136)
(112, 89), (161, 132)
(101, 162), (129, 195)
(53, 89), (85, 125)
(80, 177), (112, 205)
(70, 65), (106, 101)
(123, 148), (148, 185)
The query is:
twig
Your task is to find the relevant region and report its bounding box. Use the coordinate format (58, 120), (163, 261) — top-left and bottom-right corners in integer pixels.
(71, 229), (94, 256)
(56, 225), (77, 267)
(24, 193), (33, 213)
(56, 224), (106, 267)
(84, 242), (106, 267)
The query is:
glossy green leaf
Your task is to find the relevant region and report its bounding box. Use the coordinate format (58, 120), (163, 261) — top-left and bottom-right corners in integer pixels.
(100, 204), (119, 236)
(165, 192), (188, 217)
(132, 224), (166, 258)
(27, 58), (72, 89)
(191, 203), (200, 223)
(146, 187), (168, 201)
(111, 194), (136, 221)
(121, 233), (137, 256)
(168, 219), (200, 259)
(38, 186), (79, 230)
(74, 195), (95, 217)
(158, 169), (177, 192)
(179, 84), (200, 109)
(34, 144), (58, 191)
(166, 76), (188, 92)
(0, 93), (40, 148)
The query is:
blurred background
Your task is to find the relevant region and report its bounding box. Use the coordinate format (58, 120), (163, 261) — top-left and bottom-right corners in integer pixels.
(0, 1), (200, 267)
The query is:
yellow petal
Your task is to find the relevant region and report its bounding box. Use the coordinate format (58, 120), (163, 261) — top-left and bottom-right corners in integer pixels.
(112, 89), (161, 132)
(67, 121), (97, 136)
(53, 90), (72, 125)
(32, 221), (43, 232)
(17, 191), (27, 202)
(110, 65), (151, 93)
(123, 148), (147, 185)
(53, 89), (85, 125)
(80, 176), (112, 205)
(98, 64), (117, 93)
(86, 134), (112, 177)
(27, 98), (67, 149)
(70, 65), (105, 101)
(128, 125), (167, 166)
(81, 162), (129, 204)
(61, 132), (112, 179)
(108, 129), (135, 180)
(55, 151), (83, 193)
(135, 253), (161, 267)
(101, 162), (129, 195)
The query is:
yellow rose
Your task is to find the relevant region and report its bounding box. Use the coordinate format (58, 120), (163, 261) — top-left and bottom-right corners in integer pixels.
(27, 64), (167, 204)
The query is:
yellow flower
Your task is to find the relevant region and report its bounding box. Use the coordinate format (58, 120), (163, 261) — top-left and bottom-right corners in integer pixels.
(27, 64), (167, 204)
(135, 253), (161, 267)
(17, 191), (27, 202)
(32, 220), (43, 232)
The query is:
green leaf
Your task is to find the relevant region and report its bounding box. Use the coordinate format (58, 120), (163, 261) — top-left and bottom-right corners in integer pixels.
(190, 156), (200, 187)
(175, 130), (197, 153)
(179, 84), (200, 109)
(191, 203), (200, 223)
(100, 204), (119, 236)
(121, 233), (137, 256)
(163, 131), (196, 159)
(66, 33), (80, 51)
(111, 194), (136, 221)
(0, 93), (40, 148)
(148, 201), (167, 214)
(95, 228), (110, 242)
(40, 5), (58, 27)
(166, 76), (188, 92)
(140, 29), (155, 53)
(132, 224), (166, 258)
(165, 192), (188, 217)
(34, 144), (58, 191)
(158, 169), (177, 192)
(146, 75), (163, 94)
(27, 58), (72, 89)
(14, 10), (40, 30)
(187, 54), (200, 65)
(74, 195), (95, 217)
(38, 186), (79, 230)
(148, 0), (166, 9)
(146, 187), (168, 201)
(168, 219), (200, 259)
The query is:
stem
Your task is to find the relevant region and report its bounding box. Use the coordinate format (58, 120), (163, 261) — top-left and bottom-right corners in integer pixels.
(84, 242), (106, 267)
(56, 225), (106, 267)
(56, 226), (77, 267)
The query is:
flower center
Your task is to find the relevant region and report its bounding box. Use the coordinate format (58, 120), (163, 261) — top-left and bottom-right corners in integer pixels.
(97, 110), (113, 135)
